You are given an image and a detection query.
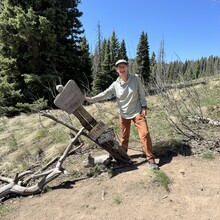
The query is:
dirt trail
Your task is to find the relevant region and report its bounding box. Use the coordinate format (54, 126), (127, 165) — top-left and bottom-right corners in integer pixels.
(3, 150), (220, 220)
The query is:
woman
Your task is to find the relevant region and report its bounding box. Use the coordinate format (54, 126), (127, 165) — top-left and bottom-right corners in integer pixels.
(85, 59), (158, 170)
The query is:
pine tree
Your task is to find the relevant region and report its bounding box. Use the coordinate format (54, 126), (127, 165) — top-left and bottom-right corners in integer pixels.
(110, 31), (119, 64)
(167, 62), (175, 83)
(118, 39), (128, 61)
(0, 3), (34, 116)
(0, 0), (84, 116)
(94, 39), (113, 92)
(79, 36), (93, 94)
(136, 31), (151, 85)
(91, 22), (103, 82)
(129, 59), (138, 74)
(109, 31), (120, 82)
(150, 52), (157, 83)
(192, 61), (200, 79)
(92, 38), (107, 95)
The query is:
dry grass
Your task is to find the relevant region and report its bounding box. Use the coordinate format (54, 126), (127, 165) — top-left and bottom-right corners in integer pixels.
(0, 76), (219, 176)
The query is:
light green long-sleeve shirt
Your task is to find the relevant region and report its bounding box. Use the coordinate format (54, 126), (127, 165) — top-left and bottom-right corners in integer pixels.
(91, 74), (147, 119)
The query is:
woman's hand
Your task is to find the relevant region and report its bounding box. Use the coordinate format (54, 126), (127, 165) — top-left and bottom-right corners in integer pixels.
(141, 109), (147, 117)
(85, 97), (93, 102)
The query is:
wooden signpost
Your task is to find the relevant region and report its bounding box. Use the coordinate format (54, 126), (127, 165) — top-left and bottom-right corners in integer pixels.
(54, 80), (130, 164)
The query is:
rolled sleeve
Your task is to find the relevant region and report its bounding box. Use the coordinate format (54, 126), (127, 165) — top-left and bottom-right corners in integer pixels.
(135, 74), (147, 107)
(91, 83), (115, 102)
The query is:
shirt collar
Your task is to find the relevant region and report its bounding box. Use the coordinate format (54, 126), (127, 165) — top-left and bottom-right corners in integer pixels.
(117, 73), (130, 85)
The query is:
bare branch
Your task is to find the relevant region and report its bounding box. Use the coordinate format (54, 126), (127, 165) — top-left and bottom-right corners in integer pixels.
(0, 128), (84, 199)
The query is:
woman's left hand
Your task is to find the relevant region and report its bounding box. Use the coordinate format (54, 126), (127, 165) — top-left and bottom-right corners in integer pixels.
(141, 109), (146, 117)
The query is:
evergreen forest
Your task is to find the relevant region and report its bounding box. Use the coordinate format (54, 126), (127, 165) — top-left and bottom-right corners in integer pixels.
(0, 0), (219, 117)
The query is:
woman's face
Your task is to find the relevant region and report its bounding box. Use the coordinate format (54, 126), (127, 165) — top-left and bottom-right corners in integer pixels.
(116, 64), (128, 78)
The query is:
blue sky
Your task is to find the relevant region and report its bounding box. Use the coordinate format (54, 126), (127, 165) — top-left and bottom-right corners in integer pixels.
(78, 0), (220, 62)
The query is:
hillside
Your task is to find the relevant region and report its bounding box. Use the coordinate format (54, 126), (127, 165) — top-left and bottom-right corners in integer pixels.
(0, 76), (220, 219)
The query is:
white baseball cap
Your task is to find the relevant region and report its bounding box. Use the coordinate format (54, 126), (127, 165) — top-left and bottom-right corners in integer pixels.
(115, 59), (128, 67)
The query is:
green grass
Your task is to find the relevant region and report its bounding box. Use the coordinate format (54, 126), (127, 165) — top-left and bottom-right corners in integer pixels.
(153, 169), (171, 192)
(35, 128), (49, 139)
(201, 150), (215, 160)
(7, 136), (18, 151)
(0, 204), (12, 218)
(87, 164), (104, 177)
(50, 130), (69, 144)
(113, 195), (122, 204)
(43, 185), (53, 193)
(13, 149), (31, 171)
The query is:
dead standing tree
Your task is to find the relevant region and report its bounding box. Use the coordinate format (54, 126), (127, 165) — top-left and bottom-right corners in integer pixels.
(0, 80), (130, 199)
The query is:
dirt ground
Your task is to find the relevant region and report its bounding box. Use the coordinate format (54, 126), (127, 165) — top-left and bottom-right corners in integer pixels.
(2, 149), (220, 220)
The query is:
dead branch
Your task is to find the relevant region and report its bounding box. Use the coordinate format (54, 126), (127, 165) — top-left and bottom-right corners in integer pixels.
(0, 176), (13, 183)
(22, 143), (84, 186)
(40, 143), (84, 172)
(188, 116), (220, 126)
(0, 128), (84, 199)
(40, 111), (131, 164)
(40, 111), (79, 133)
(155, 41), (212, 140)
(0, 171), (34, 185)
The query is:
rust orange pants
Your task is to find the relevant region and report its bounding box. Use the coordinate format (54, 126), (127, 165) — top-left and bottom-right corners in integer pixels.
(119, 114), (155, 160)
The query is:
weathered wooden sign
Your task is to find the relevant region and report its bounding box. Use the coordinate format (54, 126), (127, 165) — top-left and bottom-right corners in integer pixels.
(54, 80), (85, 114)
(88, 121), (108, 141)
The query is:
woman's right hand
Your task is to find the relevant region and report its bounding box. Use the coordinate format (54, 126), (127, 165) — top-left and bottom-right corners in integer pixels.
(85, 97), (93, 102)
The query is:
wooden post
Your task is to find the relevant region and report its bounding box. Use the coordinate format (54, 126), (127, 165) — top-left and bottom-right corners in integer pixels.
(54, 80), (130, 164)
